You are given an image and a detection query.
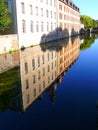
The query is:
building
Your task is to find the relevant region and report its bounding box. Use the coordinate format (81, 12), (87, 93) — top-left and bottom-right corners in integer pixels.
(58, 0), (80, 39)
(4, 0), (80, 49)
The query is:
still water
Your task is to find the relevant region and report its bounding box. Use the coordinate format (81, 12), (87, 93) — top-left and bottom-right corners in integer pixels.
(0, 34), (98, 130)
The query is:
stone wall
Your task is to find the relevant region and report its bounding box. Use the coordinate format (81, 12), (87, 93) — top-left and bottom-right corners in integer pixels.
(0, 34), (18, 54)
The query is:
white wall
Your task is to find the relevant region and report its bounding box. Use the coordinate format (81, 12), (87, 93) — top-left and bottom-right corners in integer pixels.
(15, 0), (57, 48)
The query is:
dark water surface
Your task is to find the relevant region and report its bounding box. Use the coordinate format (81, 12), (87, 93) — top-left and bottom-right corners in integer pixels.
(0, 34), (98, 130)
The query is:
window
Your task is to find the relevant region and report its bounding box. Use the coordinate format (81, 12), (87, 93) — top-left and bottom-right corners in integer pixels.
(51, 51), (53, 59)
(51, 62), (53, 70)
(48, 65), (50, 72)
(21, 2), (25, 13)
(24, 62), (28, 74)
(47, 52), (50, 61)
(54, 12), (56, 19)
(34, 88), (36, 97)
(36, 21), (39, 32)
(41, 22), (44, 32)
(22, 20), (26, 33)
(43, 68), (45, 76)
(32, 59), (35, 70)
(51, 22), (53, 31)
(51, 11), (52, 18)
(30, 5), (33, 14)
(42, 55), (45, 64)
(47, 22), (49, 31)
(38, 71), (40, 80)
(55, 60), (57, 67)
(50, 0), (52, 6)
(54, 23), (56, 29)
(41, 8), (43, 17)
(48, 76), (50, 84)
(33, 75), (36, 84)
(51, 74), (53, 80)
(46, 0), (48, 4)
(36, 7), (38, 16)
(55, 71), (57, 77)
(54, 0), (56, 7)
(39, 84), (41, 92)
(27, 95), (30, 104)
(43, 81), (45, 88)
(46, 10), (49, 18)
(26, 79), (29, 89)
(30, 21), (33, 32)
(38, 56), (40, 67)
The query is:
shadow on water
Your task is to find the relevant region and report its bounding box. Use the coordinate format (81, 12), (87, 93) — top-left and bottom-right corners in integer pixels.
(39, 27), (79, 52)
(40, 27), (69, 44)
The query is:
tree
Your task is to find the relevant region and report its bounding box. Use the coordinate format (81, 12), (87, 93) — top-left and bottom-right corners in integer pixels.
(0, 0), (11, 31)
(80, 15), (93, 28)
(80, 15), (98, 28)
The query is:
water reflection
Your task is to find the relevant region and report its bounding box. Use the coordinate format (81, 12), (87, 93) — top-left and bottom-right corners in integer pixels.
(0, 36), (80, 112)
(0, 51), (19, 74)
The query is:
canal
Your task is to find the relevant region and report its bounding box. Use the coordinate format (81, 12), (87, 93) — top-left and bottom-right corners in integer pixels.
(0, 34), (98, 130)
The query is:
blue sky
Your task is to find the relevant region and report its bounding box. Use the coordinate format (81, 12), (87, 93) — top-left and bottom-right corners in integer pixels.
(73, 0), (98, 20)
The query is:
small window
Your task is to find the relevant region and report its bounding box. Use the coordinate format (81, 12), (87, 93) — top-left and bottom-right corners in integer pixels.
(47, 22), (49, 31)
(30, 5), (33, 15)
(38, 71), (40, 80)
(24, 62), (28, 74)
(33, 75), (36, 84)
(21, 2), (25, 13)
(22, 20), (26, 33)
(42, 55), (45, 64)
(39, 84), (41, 92)
(30, 21), (33, 32)
(46, 10), (49, 18)
(43, 68), (45, 76)
(41, 22), (44, 32)
(48, 65), (50, 72)
(51, 74), (53, 80)
(36, 21), (39, 32)
(34, 88), (36, 97)
(47, 52), (50, 61)
(32, 59), (35, 70)
(43, 81), (45, 88)
(38, 56), (40, 67)
(41, 8), (43, 17)
(36, 7), (38, 16)
(27, 95), (30, 104)
(51, 62), (53, 70)
(26, 79), (29, 89)
(48, 76), (50, 84)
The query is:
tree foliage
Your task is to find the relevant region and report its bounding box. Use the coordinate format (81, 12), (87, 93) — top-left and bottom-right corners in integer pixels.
(0, 0), (11, 31)
(80, 15), (98, 28)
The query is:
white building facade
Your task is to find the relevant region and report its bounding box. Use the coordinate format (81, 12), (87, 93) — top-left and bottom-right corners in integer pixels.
(5, 0), (80, 49)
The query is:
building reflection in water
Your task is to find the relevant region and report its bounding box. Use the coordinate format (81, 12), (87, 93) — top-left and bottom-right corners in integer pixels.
(0, 36), (80, 112)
